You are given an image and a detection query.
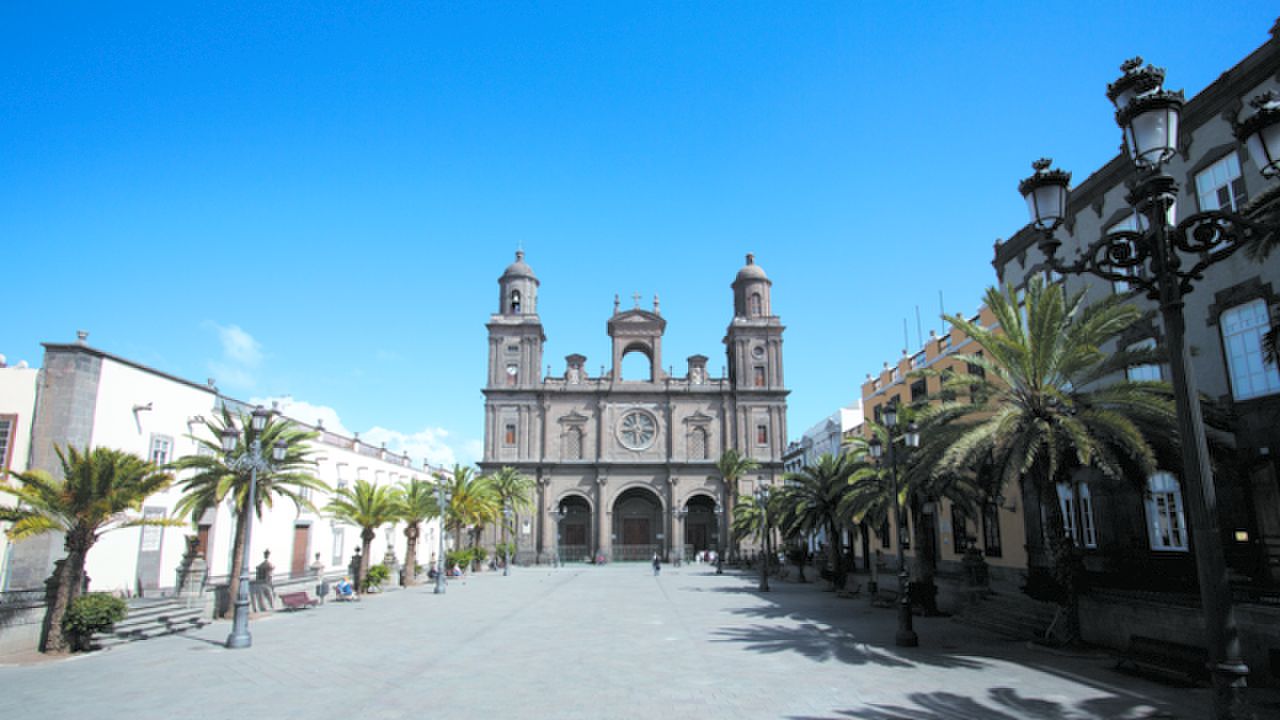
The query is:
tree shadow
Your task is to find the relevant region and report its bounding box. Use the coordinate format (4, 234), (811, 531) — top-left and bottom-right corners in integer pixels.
(712, 622), (986, 670)
(792, 686), (1180, 719)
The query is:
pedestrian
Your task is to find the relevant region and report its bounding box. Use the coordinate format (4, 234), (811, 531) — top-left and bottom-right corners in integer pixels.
(652, 553), (661, 576)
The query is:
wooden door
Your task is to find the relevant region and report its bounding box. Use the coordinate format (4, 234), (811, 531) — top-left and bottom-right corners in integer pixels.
(291, 524), (310, 577)
(622, 518), (650, 546)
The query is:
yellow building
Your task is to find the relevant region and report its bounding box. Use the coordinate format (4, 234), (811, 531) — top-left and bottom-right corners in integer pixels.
(857, 305), (1029, 590)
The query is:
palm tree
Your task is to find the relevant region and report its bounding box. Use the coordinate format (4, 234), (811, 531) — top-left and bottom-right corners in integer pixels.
(395, 477), (441, 586)
(0, 446), (179, 653)
(933, 278), (1175, 641)
(715, 449), (759, 561)
(438, 465), (499, 568)
(172, 407), (326, 616)
(326, 479), (401, 590)
(485, 466), (535, 564)
(774, 451), (861, 591)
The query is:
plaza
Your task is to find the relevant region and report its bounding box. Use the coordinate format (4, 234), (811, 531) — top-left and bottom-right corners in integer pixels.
(1, 564), (1262, 720)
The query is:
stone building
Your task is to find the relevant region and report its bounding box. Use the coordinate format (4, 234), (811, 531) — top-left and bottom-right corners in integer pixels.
(480, 252), (789, 563)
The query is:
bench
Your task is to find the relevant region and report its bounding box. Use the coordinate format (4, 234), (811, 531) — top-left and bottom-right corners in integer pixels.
(278, 591), (319, 611)
(1115, 635), (1208, 685)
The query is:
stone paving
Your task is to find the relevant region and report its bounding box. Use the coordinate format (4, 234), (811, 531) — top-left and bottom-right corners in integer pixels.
(1, 564), (1275, 720)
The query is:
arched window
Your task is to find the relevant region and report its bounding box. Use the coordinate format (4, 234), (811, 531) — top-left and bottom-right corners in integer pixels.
(749, 292), (763, 317)
(687, 427), (707, 460)
(510, 290), (522, 314)
(564, 427), (583, 460)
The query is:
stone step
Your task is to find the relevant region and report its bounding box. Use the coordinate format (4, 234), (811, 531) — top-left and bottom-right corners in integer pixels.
(93, 601), (208, 648)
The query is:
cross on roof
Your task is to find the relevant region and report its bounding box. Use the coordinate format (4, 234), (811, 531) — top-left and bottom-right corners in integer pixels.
(632, 292), (641, 308)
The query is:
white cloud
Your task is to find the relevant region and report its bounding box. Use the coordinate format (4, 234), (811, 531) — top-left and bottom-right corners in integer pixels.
(253, 395), (475, 471)
(216, 324), (263, 366)
(207, 323), (264, 390)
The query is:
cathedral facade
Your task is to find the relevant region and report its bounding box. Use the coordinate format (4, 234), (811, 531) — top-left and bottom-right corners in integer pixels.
(480, 251), (789, 563)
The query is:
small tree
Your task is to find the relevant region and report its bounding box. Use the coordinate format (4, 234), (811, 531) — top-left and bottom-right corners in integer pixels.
(326, 479), (401, 589)
(172, 407), (326, 617)
(715, 449), (759, 560)
(1, 446), (178, 653)
(485, 466), (534, 564)
(395, 477), (441, 586)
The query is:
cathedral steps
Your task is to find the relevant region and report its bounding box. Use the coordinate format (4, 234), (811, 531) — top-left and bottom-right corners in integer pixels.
(92, 598), (208, 649)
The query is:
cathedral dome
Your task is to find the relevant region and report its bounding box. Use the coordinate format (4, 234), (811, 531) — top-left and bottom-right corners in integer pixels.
(501, 250), (537, 281)
(735, 253), (768, 282)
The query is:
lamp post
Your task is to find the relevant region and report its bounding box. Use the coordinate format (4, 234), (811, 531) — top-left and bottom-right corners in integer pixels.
(868, 406), (920, 648)
(1018, 62), (1280, 718)
(221, 406), (286, 650)
(503, 504), (513, 576)
(673, 506), (688, 565)
(434, 484), (451, 595)
(754, 482), (771, 593)
(552, 504), (567, 567)
(714, 501), (725, 575)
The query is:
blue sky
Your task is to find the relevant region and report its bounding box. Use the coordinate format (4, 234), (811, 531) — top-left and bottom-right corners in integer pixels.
(3, 3), (1276, 467)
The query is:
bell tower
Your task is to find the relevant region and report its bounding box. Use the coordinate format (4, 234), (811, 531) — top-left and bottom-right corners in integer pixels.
(487, 251), (545, 389)
(725, 253), (783, 389)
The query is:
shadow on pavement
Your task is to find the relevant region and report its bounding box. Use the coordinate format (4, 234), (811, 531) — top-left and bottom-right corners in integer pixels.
(712, 622), (985, 670)
(791, 686), (1177, 719)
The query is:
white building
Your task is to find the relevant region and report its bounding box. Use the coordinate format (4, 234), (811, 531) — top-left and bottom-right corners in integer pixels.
(783, 403), (863, 475)
(0, 333), (444, 596)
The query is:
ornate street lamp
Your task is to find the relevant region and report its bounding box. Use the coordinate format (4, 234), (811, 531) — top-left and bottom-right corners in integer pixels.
(1019, 59), (1280, 717)
(222, 406), (286, 649)
(754, 481), (771, 593)
(868, 407), (920, 648)
(434, 484), (452, 595)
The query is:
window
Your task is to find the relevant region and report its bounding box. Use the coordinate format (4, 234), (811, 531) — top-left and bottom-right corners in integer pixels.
(753, 366), (765, 387)
(1196, 153), (1247, 212)
(910, 379), (927, 402)
(332, 527), (345, 565)
(148, 435), (173, 465)
(937, 335), (952, 352)
(910, 351), (926, 370)
(982, 503), (1003, 558)
(1146, 471), (1188, 551)
(510, 290), (522, 314)
(504, 423), (517, 446)
(749, 293), (763, 317)
(564, 427), (583, 460)
(756, 424), (768, 445)
(0, 415), (14, 471)
(1221, 299), (1280, 400)
(688, 427), (707, 460)
(1126, 338), (1162, 382)
(1106, 215), (1142, 294)
(891, 367), (902, 383)
(1054, 482), (1097, 548)
(335, 463), (348, 490)
(951, 504), (970, 552)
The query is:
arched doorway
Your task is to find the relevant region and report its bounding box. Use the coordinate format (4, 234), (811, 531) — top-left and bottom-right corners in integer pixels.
(556, 495), (593, 564)
(684, 494), (720, 558)
(612, 487), (662, 561)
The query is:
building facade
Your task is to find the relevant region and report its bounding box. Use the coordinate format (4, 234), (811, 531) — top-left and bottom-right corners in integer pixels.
(0, 334), (442, 597)
(480, 252), (789, 563)
(859, 306), (1030, 585)
(994, 21), (1280, 590)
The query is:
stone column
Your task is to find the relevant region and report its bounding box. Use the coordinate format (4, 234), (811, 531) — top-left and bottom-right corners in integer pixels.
(596, 476), (610, 561)
(175, 536), (207, 609)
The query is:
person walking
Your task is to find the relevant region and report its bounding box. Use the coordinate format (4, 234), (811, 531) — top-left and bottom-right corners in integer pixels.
(652, 553), (661, 576)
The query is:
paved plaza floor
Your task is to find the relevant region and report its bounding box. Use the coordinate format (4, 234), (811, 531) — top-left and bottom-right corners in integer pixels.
(2, 564), (1275, 720)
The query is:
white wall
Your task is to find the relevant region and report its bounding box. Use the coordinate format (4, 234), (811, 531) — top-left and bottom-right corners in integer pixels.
(0, 366), (40, 590)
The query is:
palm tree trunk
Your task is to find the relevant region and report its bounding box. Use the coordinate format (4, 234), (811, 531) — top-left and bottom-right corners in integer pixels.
(1042, 484), (1082, 644)
(359, 528), (375, 589)
(223, 508), (249, 620)
(910, 499), (940, 615)
(828, 520), (846, 591)
(403, 524), (420, 586)
(40, 542), (88, 654)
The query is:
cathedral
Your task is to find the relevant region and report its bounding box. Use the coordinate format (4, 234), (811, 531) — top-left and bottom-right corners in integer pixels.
(480, 251), (789, 563)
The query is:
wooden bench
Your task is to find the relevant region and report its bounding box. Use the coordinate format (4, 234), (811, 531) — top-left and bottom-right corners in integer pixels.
(1115, 635), (1208, 685)
(278, 591), (319, 611)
